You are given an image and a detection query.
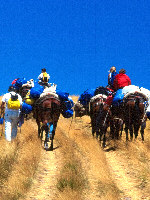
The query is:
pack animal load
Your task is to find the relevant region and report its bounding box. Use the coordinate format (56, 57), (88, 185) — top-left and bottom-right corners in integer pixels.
(7, 93), (21, 110)
(78, 89), (95, 106)
(112, 85), (149, 106)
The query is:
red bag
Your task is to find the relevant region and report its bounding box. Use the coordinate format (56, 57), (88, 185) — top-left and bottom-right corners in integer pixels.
(105, 95), (113, 106)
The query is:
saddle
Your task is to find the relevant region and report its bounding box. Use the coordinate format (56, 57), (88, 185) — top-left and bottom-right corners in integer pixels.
(34, 94), (60, 110)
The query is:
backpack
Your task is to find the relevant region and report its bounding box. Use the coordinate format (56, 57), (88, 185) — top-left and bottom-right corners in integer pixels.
(43, 72), (48, 83)
(78, 89), (95, 106)
(7, 93), (21, 110)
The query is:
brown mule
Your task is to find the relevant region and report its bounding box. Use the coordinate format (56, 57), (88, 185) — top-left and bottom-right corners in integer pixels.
(33, 94), (61, 150)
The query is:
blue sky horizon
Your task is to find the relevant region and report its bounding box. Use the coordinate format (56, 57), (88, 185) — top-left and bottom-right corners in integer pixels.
(0, 0), (150, 96)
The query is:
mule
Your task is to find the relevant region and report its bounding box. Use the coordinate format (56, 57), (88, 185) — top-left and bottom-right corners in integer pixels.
(33, 94), (61, 150)
(95, 96), (124, 148)
(110, 101), (124, 139)
(89, 94), (108, 137)
(74, 102), (88, 117)
(96, 103), (111, 147)
(123, 92), (148, 141)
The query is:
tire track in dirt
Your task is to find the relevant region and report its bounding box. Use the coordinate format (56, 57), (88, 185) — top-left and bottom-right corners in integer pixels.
(24, 136), (62, 200)
(24, 108), (150, 200)
(70, 115), (150, 200)
(105, 150), (146, 200)
(104, 136), (150, 200)
(78, 115), (150, 200)
(59, 116), (120, 200)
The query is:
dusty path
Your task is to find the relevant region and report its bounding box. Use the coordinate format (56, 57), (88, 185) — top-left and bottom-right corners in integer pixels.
(24, 138), (62, 200)
(105, 149), (149, 200)
(59, 116), (119, 200)
(24, 111), (150, 200)
(77, 116), (150, 200)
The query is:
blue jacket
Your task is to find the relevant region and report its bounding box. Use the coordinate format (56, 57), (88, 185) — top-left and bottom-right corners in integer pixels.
(108, 72), (117, 88)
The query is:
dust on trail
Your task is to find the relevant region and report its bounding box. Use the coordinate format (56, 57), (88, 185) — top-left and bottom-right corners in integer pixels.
(78, 116), (150, 200)
(24, 99), (150, 200)
(105, 150), (148, 200)
(24, 138), (62, 200)
(59, 116), (119, 200)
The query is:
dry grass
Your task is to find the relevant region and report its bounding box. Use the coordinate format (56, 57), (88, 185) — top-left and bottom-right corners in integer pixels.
(0, 119), (41, 200)
(56, 113), (121, 200)
(56, 126), (87, 200)
(106, 121), (150, 199)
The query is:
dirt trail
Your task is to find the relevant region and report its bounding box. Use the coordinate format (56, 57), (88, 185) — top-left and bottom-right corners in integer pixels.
(59, 116), (119, 200)
(24, 138), (62, 200)
(105, 150), (147, 200)
(77, 116), (150, 200)
(25, 112), (150, 200)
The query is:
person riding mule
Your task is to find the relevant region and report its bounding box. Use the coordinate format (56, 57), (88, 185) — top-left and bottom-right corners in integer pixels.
(108, 69), (131, 142)
(95, 69), (131, 147)
(113, 69), (131, 91)
(108, 66), (117, 89)
(33, 93), (61, 150)
(38, 68), (50, 87)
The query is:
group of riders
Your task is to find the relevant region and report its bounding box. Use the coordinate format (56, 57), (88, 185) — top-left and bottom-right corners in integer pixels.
(107, 66), (131, 91)
(1, 66), (150, 148)
(74, 66), (150, 147)
(0, 68), (52, 142)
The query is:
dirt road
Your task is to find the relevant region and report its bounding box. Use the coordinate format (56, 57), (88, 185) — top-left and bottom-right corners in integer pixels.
(25, 113), (150, 200)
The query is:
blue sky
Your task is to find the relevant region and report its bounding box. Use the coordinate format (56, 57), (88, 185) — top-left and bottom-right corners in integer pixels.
(0, 0), (150, 95)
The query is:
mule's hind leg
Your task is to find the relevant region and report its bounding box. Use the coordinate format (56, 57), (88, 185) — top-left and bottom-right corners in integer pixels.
(49, 122), (54, 140)
(124, 126), (129, 141)
(102, 126), (107, 148)
(134, 123), (140, 139)
(38, 123), (41, 138)
(49, 122), (56, 151)
(140, 122), (146, 141)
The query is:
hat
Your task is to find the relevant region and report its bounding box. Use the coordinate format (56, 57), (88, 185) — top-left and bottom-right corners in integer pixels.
(119, 69), (126, 74)
(109, 66), (116, 73)
(8, 85), (16, 92)
(41, 68), (46, 72)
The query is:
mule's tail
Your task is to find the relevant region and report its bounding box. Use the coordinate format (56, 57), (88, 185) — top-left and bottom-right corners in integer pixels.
(134, 98), (140, 114)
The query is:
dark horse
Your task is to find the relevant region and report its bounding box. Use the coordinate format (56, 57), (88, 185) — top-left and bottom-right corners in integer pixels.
(89, 86), (112, 146)
(33, 94), (61, 150)
(95, 93), (124, 148)
(123, 92), (148, 141)
(89, 93), (108, 137)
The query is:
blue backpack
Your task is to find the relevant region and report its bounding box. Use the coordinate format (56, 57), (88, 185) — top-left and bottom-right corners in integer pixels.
(30, 84), (44, 99)
(22, 102), (33, 114)
(62, 109), (73, 118)
(78, 89), (95, 106)
(112, 89), (124, 106)
(56, 90), (69, 101)
(14, 78), (27, 89)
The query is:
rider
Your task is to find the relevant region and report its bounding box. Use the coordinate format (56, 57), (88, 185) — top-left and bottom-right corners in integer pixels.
(38, 68), (50, 87)
(113, 68), (131, 91)
(108, 66), (117, 89)
(105, 68), (131, 106)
